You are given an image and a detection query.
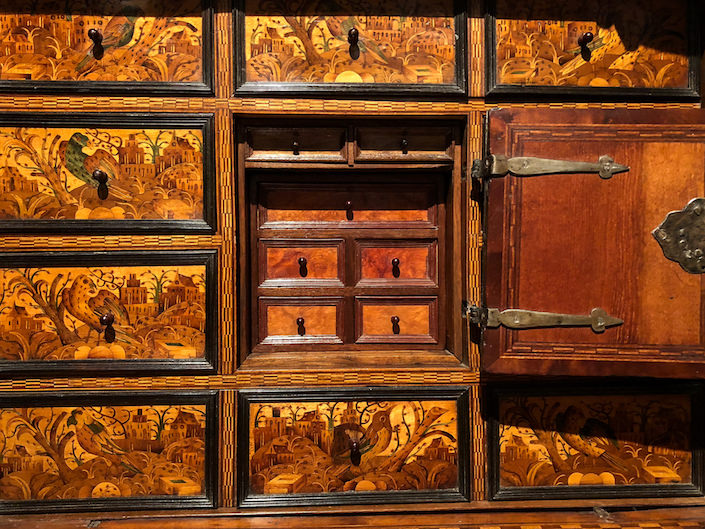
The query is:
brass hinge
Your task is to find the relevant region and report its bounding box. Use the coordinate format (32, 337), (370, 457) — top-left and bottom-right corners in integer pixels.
(471, 154), (629, 181)
(463, 302), (623, 333)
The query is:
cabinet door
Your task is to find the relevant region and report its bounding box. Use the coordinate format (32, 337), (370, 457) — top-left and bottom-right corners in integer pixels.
(480, 108), (705, 378)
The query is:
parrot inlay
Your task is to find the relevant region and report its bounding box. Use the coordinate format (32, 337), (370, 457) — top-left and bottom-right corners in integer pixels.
(0, 0), (204, 83)
(248, 399), (458, 494)
(0, 404), (207, 501)
(244, 0), (456, 85)
(498, 394), (693, 488)
(0, 265), (207, 361)
(0, 126), (204, 221)
(494, 0), (690, 89)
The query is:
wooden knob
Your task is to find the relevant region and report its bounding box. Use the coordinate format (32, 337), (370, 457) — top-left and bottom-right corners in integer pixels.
(391, 316), (400, 334)
(345, 200), (353, 221)
(391, 258), (400, 278)
(298, 257), (308, 277)
(87, 28), (104, 60)
(296, 317), (306, 336)
(99, 312), (116, 343)
(92, 170), (109, 200)
(347, 28), (359, 45)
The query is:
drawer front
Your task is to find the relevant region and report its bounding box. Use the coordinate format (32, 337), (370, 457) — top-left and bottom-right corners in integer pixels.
(239, 387), (469, 506)
(0, 114), (214, 233)
(259, 298), (343, 344)
(0, 391), (217, 512)
(490, 383), (703, 500)
(357, 240), (437, 286)
(355, 297), (437, 344)
(245, 126), (346, 162)
(0, 0), (211, 93)
(258, 182), (438, 228)
(260, 239), (344, 286)
(491, 0), (695, 96)
(356, 126), (453, 162)
(0, 251), (216, 375)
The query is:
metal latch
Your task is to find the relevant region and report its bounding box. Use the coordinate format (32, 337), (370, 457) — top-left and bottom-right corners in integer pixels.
(472, 154), (629, 181)
(463, 302), (623, 333)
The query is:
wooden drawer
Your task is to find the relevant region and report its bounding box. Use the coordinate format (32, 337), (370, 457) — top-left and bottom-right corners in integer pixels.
(244, 126), (347, 163)
(0, 114), (215, 234)
(238, 387), (469, 507)
(0, 391), (217, 513)
(259, 298), (344, 345)
(356, 126), (454, 162)
(488, 0), (698, 98)
(257, 182), (439, 229)
(355, 297), (438, 344)
(259, 239), (344, 286)
(0, 251), (217, 376)
(356, 240), (437, 286)
(0, 0), (212, 95)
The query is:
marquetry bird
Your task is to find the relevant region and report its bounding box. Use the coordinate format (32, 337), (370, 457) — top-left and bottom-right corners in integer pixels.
(331, 406), (394, 466)
(75, 6), (144, 71)
(323, 16), (390, 64)
(58, 133), (131, 201)
(62, 273), (131, 341)
(555, 405), (631, 472)
(67, 409), (143, 474)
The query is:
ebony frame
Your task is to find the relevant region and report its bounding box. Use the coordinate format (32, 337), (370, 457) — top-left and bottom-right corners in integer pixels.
(237, 386), (470, 507)
(0, 113), (216, 234)
(0, 390), (218, 514)
(487, 381), (705, 501)
(484, 0), (701, 100)
(0, 0), (214, 96)
(233, 0), (468, 99)
(0, 250), (218, 377)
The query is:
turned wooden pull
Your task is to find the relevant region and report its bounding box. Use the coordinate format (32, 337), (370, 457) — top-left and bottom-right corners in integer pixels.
(391, 315), (400, 334)
(88, 28), (104, 60)
(578, 32), (594, 61)
(345, 200), (353, 221)
(347, 28), (360, 60)
(298, 257), (308, 277)
(350, 440), (361, 466)
(92, 169), (109, 200)
(401, 138), (409, 154)
(99, 312), (115, 343)
(296, 317), (306, 336)
(292, 140), (300, 155)
(391, 258), (400, 278)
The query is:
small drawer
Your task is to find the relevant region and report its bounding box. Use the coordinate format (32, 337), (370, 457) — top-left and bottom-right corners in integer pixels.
(259, 239), (344, 286)
(356, 126), (454, 162)
(259, 298), (343, 345)
(356, 240), (437, 286)
(258, 182), (438, 229)
(245, 126), (347, 162)
(355, 297), (437, 344)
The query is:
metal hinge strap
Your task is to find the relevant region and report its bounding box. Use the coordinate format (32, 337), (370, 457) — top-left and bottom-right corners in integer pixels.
(472, 154), (629, 181)
(463, 303), (623, 333)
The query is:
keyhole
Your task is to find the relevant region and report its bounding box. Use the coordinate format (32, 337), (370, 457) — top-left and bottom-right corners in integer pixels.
(391, 315), (400, 335)
(298, 257), (308, 277)
(297, 317), (306, 336)
(391, 258), (400, 278)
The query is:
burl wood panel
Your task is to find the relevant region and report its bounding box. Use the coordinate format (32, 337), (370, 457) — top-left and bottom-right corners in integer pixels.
(494, 0), (690, 89)
(0, 264), (206, 361)
(484, 109), (705, 378)
(497, 392), (693, 491)
(0, 404), (207, 501)
(260, 299), (343, 344)
(265, 245), (340, 280)
(359, 243), (435, 283)
(243, 0), (456, 85)
(248, 399), (458, 494)
(0, 0), (204, 83)
(0, 125), (204, 221)
(356, 297), (437, 344)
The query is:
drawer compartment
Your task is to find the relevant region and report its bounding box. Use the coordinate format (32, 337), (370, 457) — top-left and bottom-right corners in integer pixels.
(0, 391), (217, 512)
(259, 297), (343, 344)
(355, 297), (438, 344)
(245, 126), (346, 162)
(0, 114), (215, 233)
(356, 240), (437, 286)
(258, 182), (439, 228)
(259, 239), (344, 286)
(0, 0), (212, 94)
(238, 387), (469, 506)
(0, 251), (217, 376)
(356, 125), (454, 162)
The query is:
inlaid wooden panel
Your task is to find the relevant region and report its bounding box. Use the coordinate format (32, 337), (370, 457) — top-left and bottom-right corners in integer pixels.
(356, 296), (437, 344)
(357, 240), (437, 286)
(489, 383), (704, 500)
(0, 0), (212, 94)
(0, 391), (217, 513)
(259, 297), (344, 345)
(0, 114), (215, 233)
(259, 239), (344, 286)
(238, 387), (469, 507)
(0, 251), (217, 376)
(236, 0), (466, 96)
(487, 0), (699, 98)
